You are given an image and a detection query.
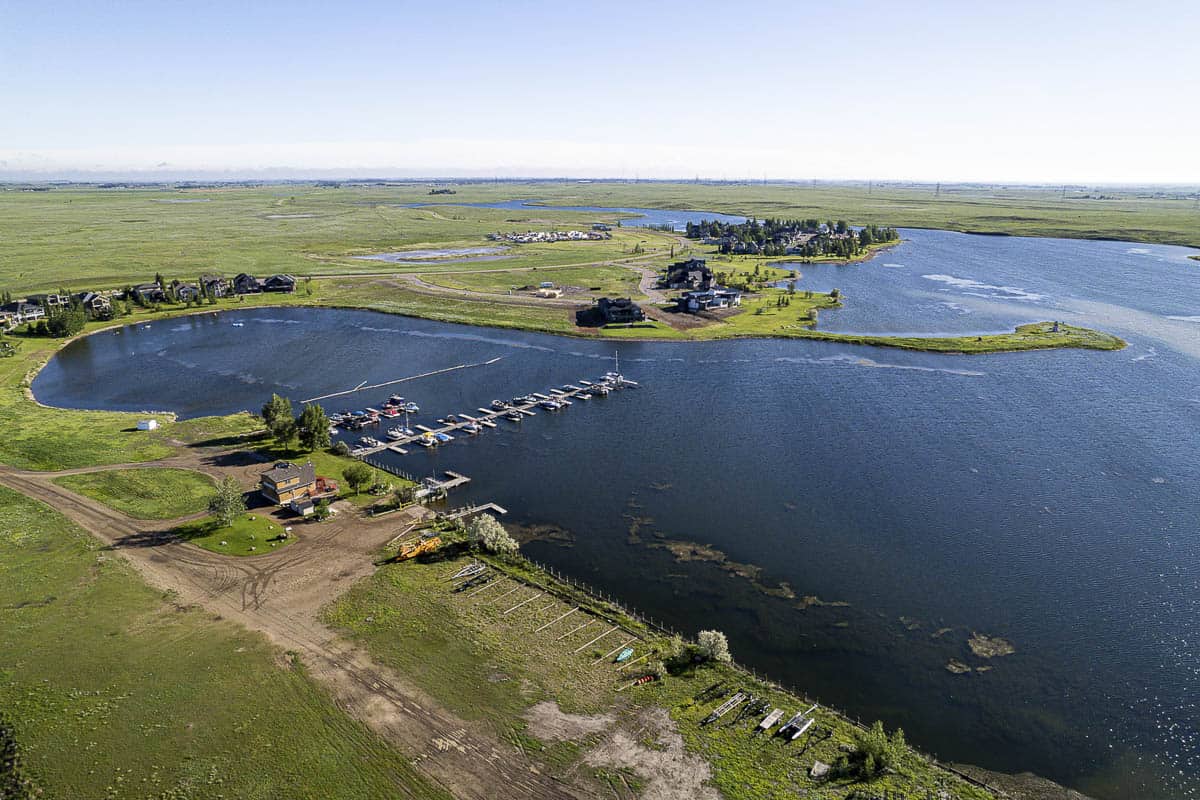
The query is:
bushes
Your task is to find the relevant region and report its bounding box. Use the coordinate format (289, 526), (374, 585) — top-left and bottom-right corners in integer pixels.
(834, 720), (907, 780)
(467, 513), (519, 556)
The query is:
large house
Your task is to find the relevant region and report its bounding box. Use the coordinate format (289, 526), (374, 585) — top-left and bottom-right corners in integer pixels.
(677, 287), (742, 313)
(74, 291), (112, 318)
(261, 274), (297, 293)
(0, 301), (46, 329)
(259, 461), (338, 511)
(663, 258), (712, 290)
(171, 280), (201, 302)
(132, 283), (167, 304)
(200, 274), (229, 298)
(27, 293), (71, 311)
(596, 297), (645, 324)
(233, 273), (262, 294)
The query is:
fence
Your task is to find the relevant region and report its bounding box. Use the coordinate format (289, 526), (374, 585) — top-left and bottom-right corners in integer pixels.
(359, 455), (416, 483)
(517, 553), (1001, 797)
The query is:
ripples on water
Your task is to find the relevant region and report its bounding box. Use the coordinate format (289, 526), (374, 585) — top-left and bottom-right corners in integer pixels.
(31, 229), (1200, 799)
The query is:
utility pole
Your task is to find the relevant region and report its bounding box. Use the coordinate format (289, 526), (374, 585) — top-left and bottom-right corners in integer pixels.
(935, 182), (941, 197)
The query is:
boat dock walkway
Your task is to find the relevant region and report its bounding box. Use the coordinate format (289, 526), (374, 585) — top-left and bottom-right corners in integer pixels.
(352, 373), (636, 458)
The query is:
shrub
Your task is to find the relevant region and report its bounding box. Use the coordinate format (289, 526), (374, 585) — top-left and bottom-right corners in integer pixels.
(467, 513), (519, 556)
(696, 630), (732, 663)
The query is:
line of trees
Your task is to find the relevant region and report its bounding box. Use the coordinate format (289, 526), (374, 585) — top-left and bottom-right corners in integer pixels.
(684, 217), (899, 258)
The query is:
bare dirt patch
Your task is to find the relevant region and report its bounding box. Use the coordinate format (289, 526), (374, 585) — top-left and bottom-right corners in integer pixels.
(584, 707), (719, 800)
(525, 701), (614, 742)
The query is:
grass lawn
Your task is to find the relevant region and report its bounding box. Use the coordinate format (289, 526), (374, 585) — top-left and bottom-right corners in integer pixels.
(0, 484), (447, 800)
(174, 513), (294, 556)
(325, 551), (995, 800)
(421, 263), (645, 298)
(53, 467), (216, 519)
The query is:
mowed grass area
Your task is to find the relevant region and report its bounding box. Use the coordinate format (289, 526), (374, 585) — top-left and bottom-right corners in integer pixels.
(0, 485), (448, 800)
(325, 551), (995, 800)
(53, 467), (216, 519)
(0, 324), (260, 471)
(420, 263), (646, 298)
(174, 512), (293, 556)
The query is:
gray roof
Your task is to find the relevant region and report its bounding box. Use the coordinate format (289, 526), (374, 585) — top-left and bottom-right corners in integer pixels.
(262, 461), (315, 485)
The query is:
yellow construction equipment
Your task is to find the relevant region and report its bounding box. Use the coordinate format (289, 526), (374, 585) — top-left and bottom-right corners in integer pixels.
(393, 533), (442, 561)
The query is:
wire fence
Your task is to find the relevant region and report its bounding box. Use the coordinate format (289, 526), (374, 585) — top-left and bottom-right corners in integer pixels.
(517, 553), (1001, 797)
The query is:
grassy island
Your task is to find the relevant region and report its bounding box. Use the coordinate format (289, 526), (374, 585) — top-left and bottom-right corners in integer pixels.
(794, 321), (1127, 354)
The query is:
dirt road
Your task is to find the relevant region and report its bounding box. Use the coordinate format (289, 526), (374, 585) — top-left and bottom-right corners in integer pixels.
(0, 456), (586, 799)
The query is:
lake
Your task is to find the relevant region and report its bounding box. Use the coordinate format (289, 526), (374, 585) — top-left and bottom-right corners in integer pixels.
(32, 229), (1200, 799)
(404, 199), (747, 230)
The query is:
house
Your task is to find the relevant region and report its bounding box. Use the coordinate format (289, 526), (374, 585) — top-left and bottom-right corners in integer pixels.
(132, 283), (166, 304)
(27, 293), (70, 310)
(74, 291), (112, 318)
(261, 274), (297, 293)
(596, 297), (645, 324)
(233, 273), (262, 294)
(200, 274), (229, 297)
(664, 258), (712, 290)
(677, 287), (743, 313)
(171, 281), (201, 302)
(0, 301), (46, 327)
(260, 461), (317, 505)
(259, 462), (338, 507)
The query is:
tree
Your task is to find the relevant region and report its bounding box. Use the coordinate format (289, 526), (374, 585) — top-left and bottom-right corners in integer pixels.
(261, 393), (292, 428)
(261, 394), (295, 448)
(331, 440), (350, 456)
(208, 476), (246, 527)
(696, 630), (732, 663)
(0, 713), (35, 800)
(296, 403), (330, 452)
(845, 720), (906, 778)
(46, 307), (86, 337)
(342, 463), (373, 495)
(467, 513), (519, 556)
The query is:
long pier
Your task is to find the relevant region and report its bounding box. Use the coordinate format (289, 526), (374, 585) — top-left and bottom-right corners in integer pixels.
(349, 373), (637, 458)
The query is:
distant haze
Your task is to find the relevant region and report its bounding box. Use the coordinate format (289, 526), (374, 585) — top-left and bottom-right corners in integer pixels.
(2, 0), (1198, 183)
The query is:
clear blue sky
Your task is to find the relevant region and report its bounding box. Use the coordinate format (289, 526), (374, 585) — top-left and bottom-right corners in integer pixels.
(1, 0), (1197, 182)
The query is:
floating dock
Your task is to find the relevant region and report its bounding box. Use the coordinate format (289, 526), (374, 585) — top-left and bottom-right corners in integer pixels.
(351, 374), (637, 457)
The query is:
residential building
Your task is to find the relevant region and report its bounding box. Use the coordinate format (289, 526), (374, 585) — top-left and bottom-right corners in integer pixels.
(0, 302), (46, 328)
(233, 273), (262, 294)
(596, 297), (645, 324)
(200, 274), (229, 297)
(260, 461), (316, 505)
(677, 287), (742, 313)
(663, 258), (712, 290)
(74, 291), (112, 318)
(259, 461), (338, 507)
(171, 281), (200, 302)
(27, 293), (70, 310)
(132, 283), (167, 304)
(261, 274), (297, 293)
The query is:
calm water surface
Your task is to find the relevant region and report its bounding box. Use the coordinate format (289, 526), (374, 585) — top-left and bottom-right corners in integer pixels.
(34, 229), (1200, 799)
(404, 199), (746, 230)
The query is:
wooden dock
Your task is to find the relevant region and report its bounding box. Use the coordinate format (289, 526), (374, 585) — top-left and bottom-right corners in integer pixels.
(350, 374), (636, 458)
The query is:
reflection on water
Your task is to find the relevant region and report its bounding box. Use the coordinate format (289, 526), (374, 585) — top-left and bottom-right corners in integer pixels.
(32, 228), (1200, 799)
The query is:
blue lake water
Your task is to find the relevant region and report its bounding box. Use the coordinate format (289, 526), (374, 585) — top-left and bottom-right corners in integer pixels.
(405, 199), (746, 230)
(32, 228), (1200, 799)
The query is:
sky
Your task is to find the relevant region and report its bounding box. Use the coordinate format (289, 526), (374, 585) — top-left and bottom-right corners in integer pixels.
(1, 0), (1198, 183)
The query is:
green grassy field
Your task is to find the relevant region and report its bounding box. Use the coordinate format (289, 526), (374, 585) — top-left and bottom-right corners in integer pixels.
(173, 512), (294, 556)
(1, 182), (1196, 295)
(53, 467), (216, 519)
(421, 263), (645, 298)
(0, 484), (447, 800)
(325, 550), (995, 800)
(794, 321), (1126, 353)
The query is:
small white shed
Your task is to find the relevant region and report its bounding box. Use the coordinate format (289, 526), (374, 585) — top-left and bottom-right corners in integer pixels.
(137, 419), (158, 431)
